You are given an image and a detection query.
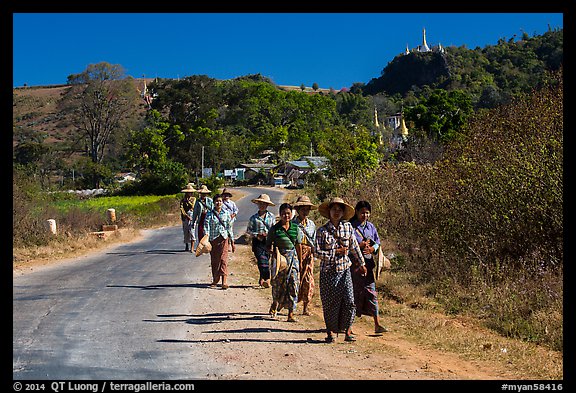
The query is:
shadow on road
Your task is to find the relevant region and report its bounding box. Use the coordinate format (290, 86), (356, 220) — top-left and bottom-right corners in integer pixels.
(107, 283), (212, 290)
(105, 249), (185, 257)
(157, 337), (326, 344)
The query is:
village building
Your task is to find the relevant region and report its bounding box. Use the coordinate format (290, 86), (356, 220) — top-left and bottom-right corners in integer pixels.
(284, 156), (329, 188)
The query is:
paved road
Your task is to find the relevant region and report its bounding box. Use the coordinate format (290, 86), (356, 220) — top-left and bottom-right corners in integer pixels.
(13, 187), (285, 380)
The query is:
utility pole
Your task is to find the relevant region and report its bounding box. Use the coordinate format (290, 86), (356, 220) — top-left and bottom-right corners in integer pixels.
(201, 146), (205, 179)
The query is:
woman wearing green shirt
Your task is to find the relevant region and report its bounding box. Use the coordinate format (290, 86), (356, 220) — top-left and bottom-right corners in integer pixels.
(266, 203), (303, 323)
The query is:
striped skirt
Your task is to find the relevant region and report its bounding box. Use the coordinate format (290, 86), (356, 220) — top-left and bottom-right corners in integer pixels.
(297, 244), (315, 304)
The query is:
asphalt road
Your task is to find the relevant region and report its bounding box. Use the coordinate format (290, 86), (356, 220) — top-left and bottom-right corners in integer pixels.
(13, 186), (286, 380)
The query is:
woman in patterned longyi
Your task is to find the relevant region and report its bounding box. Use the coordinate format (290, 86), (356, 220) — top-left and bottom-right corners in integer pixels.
(315, 197), (365, 343)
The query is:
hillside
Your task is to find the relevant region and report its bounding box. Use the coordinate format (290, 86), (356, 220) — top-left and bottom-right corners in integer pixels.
(362, 28), (563, 107)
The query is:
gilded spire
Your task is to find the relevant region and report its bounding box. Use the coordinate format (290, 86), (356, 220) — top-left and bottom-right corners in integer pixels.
(421, 27), (430, 52)
(400, 116), (409, 136)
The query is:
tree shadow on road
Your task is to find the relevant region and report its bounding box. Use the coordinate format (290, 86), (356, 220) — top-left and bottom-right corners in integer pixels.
(157, 337), (326, 344)
(144, 312), (272, 325)
(107, 283), (213, 290)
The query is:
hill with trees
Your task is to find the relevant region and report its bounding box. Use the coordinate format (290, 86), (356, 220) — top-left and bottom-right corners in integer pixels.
(362, 27), (562, 109)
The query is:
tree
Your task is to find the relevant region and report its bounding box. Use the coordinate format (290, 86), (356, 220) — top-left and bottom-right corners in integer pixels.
(63, 62), (139, 188)
(404, 89), (473, 144)
(312, 82), (319, 91)
(124, 109), (184, 174)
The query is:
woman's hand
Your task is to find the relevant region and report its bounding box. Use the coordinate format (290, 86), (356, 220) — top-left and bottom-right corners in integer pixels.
(363, 245), (375, 255)
(358, 264), (368, 276)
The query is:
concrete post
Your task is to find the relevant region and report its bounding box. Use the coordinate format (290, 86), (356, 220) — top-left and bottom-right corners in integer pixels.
(46, 219), (57, 235)
(107, 208), (116, 223)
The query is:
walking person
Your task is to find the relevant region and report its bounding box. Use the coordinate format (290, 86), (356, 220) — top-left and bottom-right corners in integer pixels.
(350, 200), (389, 334)
(221, 188), (239, 249)
(191, 185), (213, 252)
(203, 194), (235, 290)
(179, 183), (197, 252)
(266, 203), (303, 322)
(316, 197), (365, 343)
(246, 194), (276, 288)
(292, 195), (317, 316)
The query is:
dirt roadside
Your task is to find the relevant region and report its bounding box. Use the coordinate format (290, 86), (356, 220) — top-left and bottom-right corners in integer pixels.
(196, 243), (525, 381)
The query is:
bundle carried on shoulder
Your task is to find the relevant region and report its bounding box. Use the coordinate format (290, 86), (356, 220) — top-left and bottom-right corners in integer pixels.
(375, 247), (391, 280)
(195, 234), (212, 257)
(271, 247), (288, 278)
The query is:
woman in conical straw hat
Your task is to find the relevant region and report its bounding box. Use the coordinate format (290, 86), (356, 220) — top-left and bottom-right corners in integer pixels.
(292, 195), (318, 316)
(315, 197), (365, 343)
(203, 193), (235, 290)
(179, 183), (197, 252)
(190, 184), (213, 252)
(246, 194), (276, 289)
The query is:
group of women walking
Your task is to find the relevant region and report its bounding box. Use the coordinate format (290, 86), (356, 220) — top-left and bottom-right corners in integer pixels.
(246, 192), (388, 343)
(181, 185), (388, 343)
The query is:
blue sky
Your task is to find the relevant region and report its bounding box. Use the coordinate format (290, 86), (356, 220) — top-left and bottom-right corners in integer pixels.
(13, 13), (564, 89)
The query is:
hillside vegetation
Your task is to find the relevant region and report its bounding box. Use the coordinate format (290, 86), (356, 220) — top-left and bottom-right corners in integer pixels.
(319, 71), (563, 352)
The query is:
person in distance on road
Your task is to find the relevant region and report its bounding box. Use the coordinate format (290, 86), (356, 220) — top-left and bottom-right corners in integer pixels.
(350, 200), (389, 334)
(246, 194), (276, 289)
(315, 197), (365, 343)
(179, 183), (197, 252)
(191, 185), (214, 252)
(292, 195), (318, 316)
(266, 202), (303, 322)
(203, 194), (235, 290)
(221, 188), (239, 250)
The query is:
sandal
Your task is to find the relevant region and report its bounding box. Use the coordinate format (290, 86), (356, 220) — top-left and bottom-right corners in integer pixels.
(344, 334), (356, 342)
(375, 325), (389, 334)
(325, 335), (335, 343)
(269, 308), (277, 318)
(221, 284), (229, 290)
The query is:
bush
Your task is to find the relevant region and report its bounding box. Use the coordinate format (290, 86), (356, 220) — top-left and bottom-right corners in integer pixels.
(327, 69), (563, 350)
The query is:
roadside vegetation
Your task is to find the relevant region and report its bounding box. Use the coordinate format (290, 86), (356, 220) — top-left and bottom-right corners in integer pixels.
(304, 71), (563, 353)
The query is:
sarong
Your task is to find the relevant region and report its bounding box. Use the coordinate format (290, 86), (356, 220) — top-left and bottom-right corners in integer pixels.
(351, 257), (379, 317)
(297, 244), (315, 304)
(271, 249), (299, 312)
(209, 235), (229, 281)
(319, 267), (356, 333)
(182, 218), (194, 244)
(252, 238), (270, 280)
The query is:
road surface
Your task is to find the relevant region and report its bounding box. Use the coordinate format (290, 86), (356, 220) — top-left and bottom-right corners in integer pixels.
(13, 187), (285, 380)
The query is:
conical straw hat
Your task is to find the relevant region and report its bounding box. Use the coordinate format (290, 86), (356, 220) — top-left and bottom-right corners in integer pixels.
(318, 197), (355, 220)
(181, 183), (197, 193)
(251, 193), (275, 206)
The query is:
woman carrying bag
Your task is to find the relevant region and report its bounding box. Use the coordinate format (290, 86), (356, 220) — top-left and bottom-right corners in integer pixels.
(266, 203), (303, 323)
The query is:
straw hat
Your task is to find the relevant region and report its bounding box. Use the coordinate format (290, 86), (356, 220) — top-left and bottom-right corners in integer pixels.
(196, 185), (212, 194)
(251, 193), (275, 206)
(273, 247), (288, 277)
(181, 183), (197, 193)
(195, 234), (212, 257)
(318, 197), (355, 221)
(293, 195), (317, 210)
(221, 188), (233, 197)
